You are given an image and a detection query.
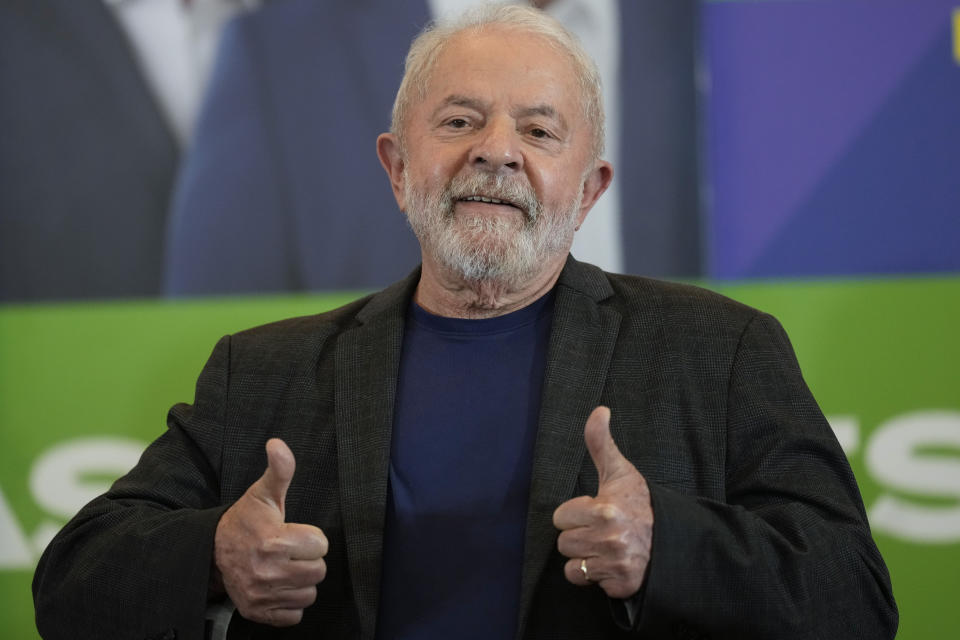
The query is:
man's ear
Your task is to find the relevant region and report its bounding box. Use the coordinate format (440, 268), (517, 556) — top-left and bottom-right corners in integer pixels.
(575, 160), (614, 228)
(377, 133), (407, 210)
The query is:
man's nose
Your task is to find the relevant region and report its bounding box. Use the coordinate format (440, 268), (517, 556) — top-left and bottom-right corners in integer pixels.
(468, 119), (523, 174)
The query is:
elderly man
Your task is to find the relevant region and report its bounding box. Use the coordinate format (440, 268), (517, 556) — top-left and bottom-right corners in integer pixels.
(33, 6), (897, 640)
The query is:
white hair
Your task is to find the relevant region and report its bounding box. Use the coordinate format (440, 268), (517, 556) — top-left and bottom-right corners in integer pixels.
(390, 4), (605, 160)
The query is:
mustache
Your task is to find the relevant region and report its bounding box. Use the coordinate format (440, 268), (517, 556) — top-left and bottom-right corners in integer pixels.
(445, 173), (542, 220)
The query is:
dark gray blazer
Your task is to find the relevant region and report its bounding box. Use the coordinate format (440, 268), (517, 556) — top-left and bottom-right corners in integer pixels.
(33, 258), (897, 639)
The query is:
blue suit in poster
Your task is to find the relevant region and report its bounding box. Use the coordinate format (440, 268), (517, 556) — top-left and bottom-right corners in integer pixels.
(163, 0), (702, 295)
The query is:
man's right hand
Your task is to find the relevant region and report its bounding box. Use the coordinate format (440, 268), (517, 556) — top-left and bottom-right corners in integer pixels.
(213, 438), (328, 626)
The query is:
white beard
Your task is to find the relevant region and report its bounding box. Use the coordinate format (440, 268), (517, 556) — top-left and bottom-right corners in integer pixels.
(403, 169), (582, 289)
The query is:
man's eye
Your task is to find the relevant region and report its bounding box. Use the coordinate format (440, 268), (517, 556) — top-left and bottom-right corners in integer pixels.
(447, 118), (469, 128)
(529, 128), (551, 139)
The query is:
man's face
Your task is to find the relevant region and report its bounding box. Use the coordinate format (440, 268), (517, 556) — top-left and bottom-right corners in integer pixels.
(384, 27), (605, 287)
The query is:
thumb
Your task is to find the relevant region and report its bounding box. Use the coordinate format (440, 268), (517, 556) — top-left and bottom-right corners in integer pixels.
(584, 406), (630, 487)
(252, 438), (295, 520)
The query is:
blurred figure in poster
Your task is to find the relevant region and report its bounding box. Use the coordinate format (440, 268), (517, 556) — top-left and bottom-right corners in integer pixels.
(164, 0), (701, 295)
(0, 0), (258, 302)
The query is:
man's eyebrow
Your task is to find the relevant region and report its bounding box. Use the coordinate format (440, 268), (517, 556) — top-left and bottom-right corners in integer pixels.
(515, 104), (567, 130)
(431, 94), (489, 119)
(515, 104), (558, 119)
(430, 97), (568, 131)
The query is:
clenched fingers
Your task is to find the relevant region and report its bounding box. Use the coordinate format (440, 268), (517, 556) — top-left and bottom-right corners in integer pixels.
(275, 523), (328, 560)
(562, 556), (642, 599)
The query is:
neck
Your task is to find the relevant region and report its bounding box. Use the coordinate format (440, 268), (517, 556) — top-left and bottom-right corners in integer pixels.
(414, 253), (567, 319)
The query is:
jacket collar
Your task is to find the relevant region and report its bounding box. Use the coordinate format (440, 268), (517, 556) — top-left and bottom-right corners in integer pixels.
(354, 255), (615, 325)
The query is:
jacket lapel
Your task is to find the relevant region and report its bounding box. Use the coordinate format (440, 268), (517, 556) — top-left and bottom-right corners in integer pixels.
(334, 272), (418, 639)
(516, 258), (621, 638)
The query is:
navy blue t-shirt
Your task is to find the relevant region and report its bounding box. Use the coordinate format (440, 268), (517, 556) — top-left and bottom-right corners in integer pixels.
(375, 292), (555, 639)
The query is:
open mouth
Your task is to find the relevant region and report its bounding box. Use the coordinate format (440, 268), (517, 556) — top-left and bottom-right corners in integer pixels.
(458, 195), (523, 211)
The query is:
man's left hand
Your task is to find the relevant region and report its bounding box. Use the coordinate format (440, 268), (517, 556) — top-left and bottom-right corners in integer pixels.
(553, 406), (653, 599)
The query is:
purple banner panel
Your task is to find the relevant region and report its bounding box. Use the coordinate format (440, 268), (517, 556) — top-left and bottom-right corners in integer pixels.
(704, 0), (960, 278)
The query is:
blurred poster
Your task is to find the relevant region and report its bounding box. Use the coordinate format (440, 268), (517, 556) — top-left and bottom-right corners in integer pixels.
(703, 0), (960, 279)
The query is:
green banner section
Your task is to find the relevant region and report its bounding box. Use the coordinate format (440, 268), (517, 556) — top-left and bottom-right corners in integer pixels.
(2, 277), (958, 638)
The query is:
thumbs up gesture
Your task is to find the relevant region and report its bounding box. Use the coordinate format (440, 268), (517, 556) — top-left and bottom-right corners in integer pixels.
(213, 439), (328, 626)
(553, 407), (653, 599)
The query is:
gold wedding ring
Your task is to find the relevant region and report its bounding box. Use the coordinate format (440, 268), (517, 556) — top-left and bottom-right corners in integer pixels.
(580, 558), (591, 582)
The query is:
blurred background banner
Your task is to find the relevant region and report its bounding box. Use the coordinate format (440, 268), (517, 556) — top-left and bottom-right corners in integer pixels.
(704, 0), (960, 278)
(1, 0), (958, 637)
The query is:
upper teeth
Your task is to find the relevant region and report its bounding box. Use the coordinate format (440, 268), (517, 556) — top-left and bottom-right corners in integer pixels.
(464, 196), (505, 204)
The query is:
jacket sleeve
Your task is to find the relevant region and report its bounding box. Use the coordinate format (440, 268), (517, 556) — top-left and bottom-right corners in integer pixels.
(633, 313), (898, 639)
(33, 337), (234, 640)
